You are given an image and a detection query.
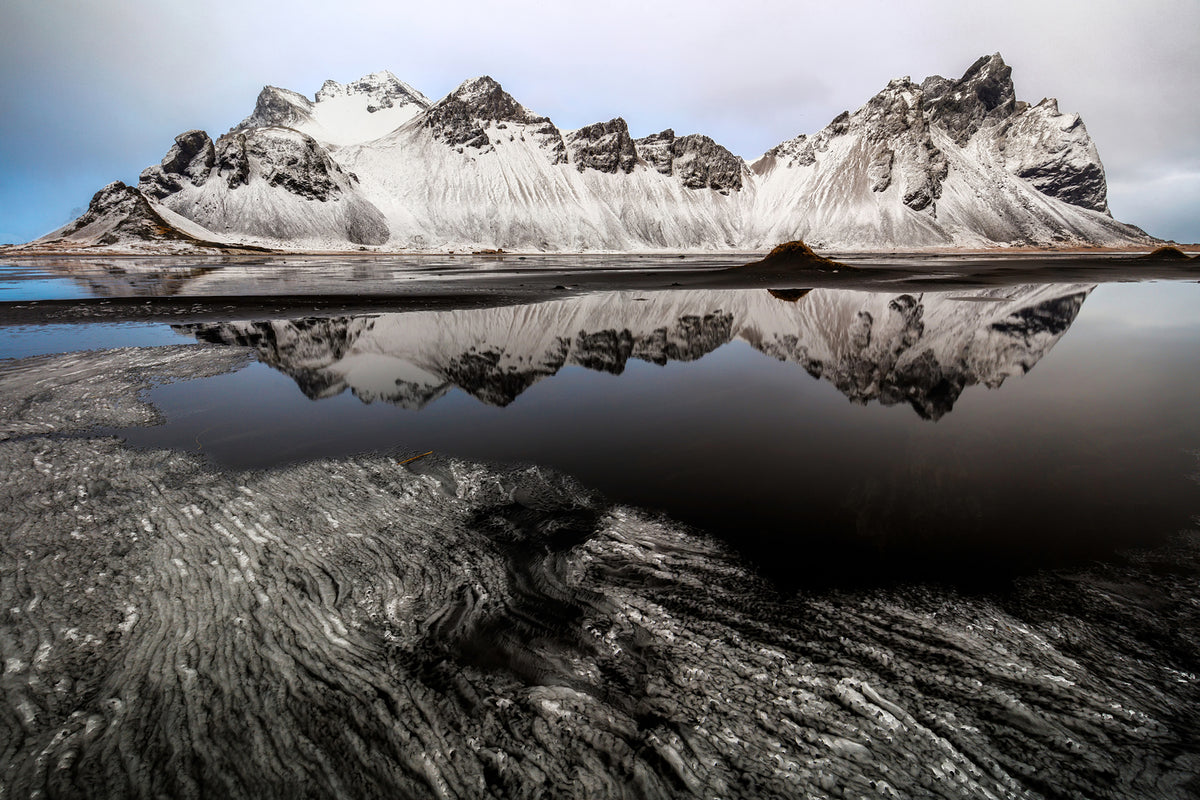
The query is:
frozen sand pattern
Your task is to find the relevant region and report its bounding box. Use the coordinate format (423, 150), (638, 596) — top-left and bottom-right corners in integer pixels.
(1, 346), (1198, 798)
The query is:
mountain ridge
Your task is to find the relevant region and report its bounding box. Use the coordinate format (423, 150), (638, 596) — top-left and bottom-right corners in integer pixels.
(23, 54), (1156, 253)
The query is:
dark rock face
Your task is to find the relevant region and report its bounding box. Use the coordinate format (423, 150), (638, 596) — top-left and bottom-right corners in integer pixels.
(208, 128), (350, 200)
(564, 118), (638, 174)
(58, 182), (202, 246)
(231, 86), (314, 133)
(424, 76), (567, 164)
(215, 133), (252, 189)
(993, 98), (1110, 213)
(922, 53), (1017, 146)
(857, 80), (948, 212)
(633, 129), (676, 175)
(629, 129), (747, 191)
(671, 135), (744, 192)
(1015, 156), (1107, 212)
(246, 132), (343, 201)
(139, 130), (216, 200)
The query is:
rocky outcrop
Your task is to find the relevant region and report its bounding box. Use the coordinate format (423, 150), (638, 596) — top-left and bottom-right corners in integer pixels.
(630, 130), (744, 192)
(994, 98), (1110, 213)
(423, 76), (567, 164)
(138, 126), (390, 246)
(230, 86), (315, 133)
(633, 129), (676, 174)
(143, 127), (357, 201)
(922, 53), (1017, 146)
(139, 130), (217, 199)
(564, 118), (638, 174)
(922, 53), (1109, 214)
(37, 182), (207, 248)
(671, 134), (745, 192)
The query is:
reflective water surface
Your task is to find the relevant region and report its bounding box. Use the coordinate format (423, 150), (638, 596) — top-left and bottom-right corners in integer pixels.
(101, 281), (1200, 588)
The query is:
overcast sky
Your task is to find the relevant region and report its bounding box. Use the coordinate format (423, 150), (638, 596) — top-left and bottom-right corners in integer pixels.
(2, 0), (1196, 244)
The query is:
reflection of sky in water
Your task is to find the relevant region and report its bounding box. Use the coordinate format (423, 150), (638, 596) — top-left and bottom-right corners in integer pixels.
(1079, 280), (1200, 328)
(0, 277), (91, 301)
(112, 281), (1200, 588)
(0, 323), (188, 360)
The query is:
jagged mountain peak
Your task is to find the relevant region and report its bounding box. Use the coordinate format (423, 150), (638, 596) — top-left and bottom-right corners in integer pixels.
(435, 75), (535, 122)
(922, 52), (1016, 146)
(232, 86), (315, 134)
(447, 75), (505, 102)
(314, 71), (431, 110)
(564, 118), (637, 174)
(233, 72), (431, 147)
(421, 75), (567, 163)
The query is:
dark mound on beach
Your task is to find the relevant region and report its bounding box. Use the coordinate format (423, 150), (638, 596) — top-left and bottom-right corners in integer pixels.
(1138, 245), (1192, 260)
(739, 240), (847, 272)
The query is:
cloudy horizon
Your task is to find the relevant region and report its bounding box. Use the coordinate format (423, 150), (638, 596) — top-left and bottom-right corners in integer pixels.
(2, 0), (1197, 244)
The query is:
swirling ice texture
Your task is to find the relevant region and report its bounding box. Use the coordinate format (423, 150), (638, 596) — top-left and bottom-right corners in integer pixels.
(1, 347), (1198, 799)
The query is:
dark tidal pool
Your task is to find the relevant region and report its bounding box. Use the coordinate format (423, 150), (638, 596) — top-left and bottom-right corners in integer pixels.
(82, 279), (1200, 589)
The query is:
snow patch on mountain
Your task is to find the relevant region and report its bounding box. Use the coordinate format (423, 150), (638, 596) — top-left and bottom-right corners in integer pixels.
(233, 71), (431, 147)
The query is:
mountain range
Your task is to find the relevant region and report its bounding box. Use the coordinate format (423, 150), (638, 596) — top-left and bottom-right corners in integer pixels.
(25, 55), (1153, 253)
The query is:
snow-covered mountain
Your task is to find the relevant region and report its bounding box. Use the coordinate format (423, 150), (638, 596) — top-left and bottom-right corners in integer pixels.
(180, 284), (1091, 419)
(30, 55), (1153, 252)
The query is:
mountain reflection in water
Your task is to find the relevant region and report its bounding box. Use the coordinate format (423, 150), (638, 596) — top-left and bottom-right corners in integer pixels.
(178, 285), (1090, 421)
(145, 283), (1195, 589)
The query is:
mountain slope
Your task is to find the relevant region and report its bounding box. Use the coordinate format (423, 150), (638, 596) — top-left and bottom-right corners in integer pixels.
(22, 182), (241, 253)
(34, 55), (1156, 252)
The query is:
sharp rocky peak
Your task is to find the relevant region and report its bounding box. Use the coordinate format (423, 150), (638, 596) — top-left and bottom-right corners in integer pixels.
(630, 129), (745, 192)
(232, 86), (314, 133)
(314, 71), (431, 111)
(564, 118), (638, 174)
(423, 76), (567, 163)
(922, 52), (1016, 146)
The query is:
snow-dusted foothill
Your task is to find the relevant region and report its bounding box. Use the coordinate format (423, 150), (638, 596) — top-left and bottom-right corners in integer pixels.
(26, 181), (238, 253)
(30, 54), (1155, 252)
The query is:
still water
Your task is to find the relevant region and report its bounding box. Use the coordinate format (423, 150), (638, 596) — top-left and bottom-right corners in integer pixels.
(90, 280), (1200, 588)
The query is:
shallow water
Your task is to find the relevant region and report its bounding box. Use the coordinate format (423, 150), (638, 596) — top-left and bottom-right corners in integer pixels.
(99, 280), (1200, 589)
(1, 258), (1198, 798)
